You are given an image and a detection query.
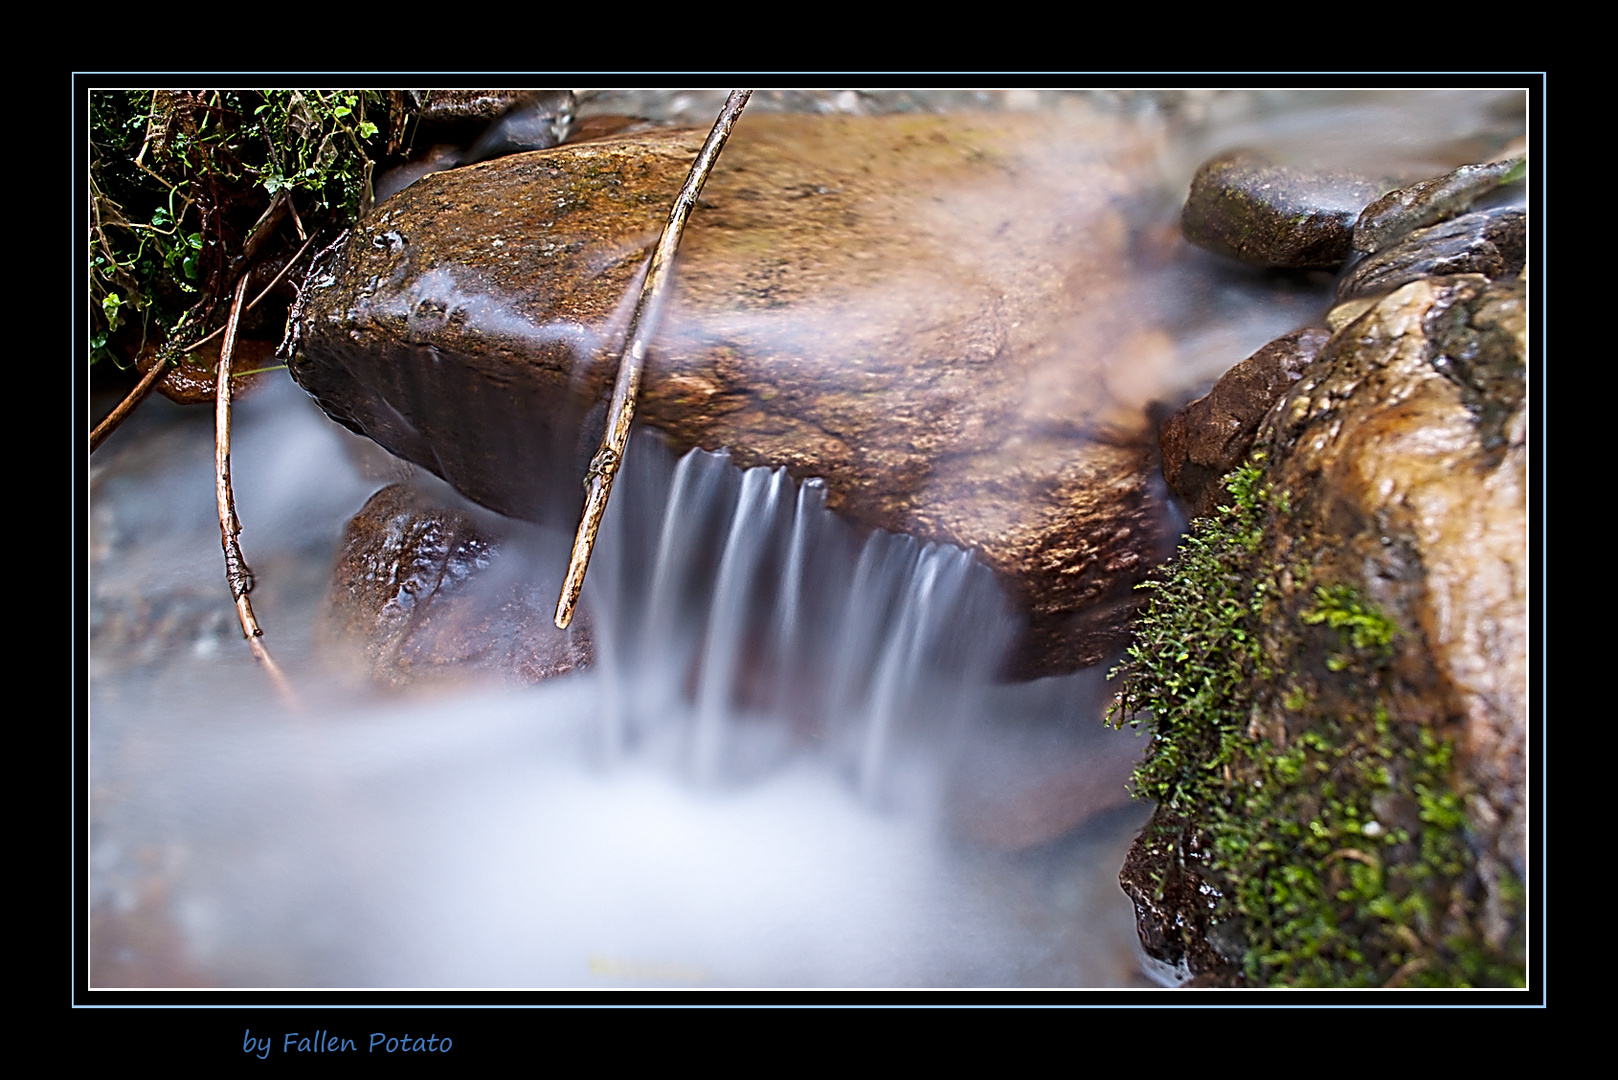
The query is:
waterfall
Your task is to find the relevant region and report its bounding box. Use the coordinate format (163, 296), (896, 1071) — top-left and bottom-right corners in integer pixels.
(584, 431), (1019, 797)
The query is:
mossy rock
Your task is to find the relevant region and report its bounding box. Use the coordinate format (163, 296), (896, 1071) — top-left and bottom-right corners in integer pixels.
(1113, 275), (1526, 987)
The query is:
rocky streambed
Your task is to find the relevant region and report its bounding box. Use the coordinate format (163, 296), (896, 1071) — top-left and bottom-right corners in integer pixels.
(90, 88), (1532, 989)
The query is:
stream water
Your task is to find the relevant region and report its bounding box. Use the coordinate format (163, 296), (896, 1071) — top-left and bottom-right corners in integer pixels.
(85, 88), (1528, 990)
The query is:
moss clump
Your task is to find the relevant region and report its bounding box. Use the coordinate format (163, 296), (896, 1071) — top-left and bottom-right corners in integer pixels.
(1111, 458), (1522, 987)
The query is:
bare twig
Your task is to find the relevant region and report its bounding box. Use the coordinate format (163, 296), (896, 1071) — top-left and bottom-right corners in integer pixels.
(89, 357), (169, 453)
(554, 89), (753, 630)
(214, 274), (298, 707)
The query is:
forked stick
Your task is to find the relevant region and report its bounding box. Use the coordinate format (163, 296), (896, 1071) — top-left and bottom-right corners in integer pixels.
(554, 89), (753, 629)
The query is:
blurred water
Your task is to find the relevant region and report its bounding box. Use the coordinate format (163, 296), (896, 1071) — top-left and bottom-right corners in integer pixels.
(89, 381), (1152, 988)
(86, 87), (1527, 989)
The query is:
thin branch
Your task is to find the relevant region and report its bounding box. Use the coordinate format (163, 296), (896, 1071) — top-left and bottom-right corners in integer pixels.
(214, 274), (299, 707)
(89, 357), (169, 453)
(554, 89), (753, 630)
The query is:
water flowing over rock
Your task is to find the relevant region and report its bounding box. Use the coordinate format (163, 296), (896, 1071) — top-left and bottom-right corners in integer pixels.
(292, 110), (1207, 676)
(1118, 273), (1526, 985)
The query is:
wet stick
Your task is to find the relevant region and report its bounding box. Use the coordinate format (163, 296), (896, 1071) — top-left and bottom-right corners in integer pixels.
(554, 89), (753, 630)
(214, 273), (298, 707)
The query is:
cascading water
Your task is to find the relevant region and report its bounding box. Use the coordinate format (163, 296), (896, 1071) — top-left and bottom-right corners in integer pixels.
(88, 382), (1150, 988)
(585, 434), (1017, 799)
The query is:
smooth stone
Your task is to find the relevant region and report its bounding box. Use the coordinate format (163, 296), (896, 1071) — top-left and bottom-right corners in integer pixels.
(1336, 206), (1525, 301)
(1158, 327), (1329, 518)
(324, 483), (591, 689)
(1180, 151), (1392, 269)
(292, 110), (1195, 677)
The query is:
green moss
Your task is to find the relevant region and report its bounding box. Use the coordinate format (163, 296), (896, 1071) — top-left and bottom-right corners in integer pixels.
(1110, 457), (1521, 987)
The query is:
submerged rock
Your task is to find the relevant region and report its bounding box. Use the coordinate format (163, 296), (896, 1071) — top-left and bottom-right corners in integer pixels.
(1158, 327), (1328, 518)
(293, 110), (1195, 676)
(1180, 151), (1392, 269)
(325, 483), (591, 689)
(1116, 274), (1526, 986)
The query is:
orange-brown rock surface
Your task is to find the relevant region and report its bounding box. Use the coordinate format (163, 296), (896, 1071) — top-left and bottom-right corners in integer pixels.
(292, 110), (1208, 675)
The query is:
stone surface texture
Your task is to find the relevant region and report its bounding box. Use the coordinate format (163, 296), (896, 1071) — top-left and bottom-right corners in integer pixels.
(1262, 274), (1528, 900)
(1158, 327), (1329, 517)
(1336, 206), (1525, 302)
(325, 483), (591, 689)
(293, 111), (1200, 676)
(1352, 157), (1524, 255)
(1180, 151), (1392, 268)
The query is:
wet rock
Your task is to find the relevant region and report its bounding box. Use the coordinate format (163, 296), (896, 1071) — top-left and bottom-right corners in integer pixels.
(135, 337), (279, 405)
(1158, 327), (1328, 517)
(325, 483), (591, 689)
(293, 111), (1191, 677)
(1118, 811), (1243, 985)
(377, 91), (577, 204)
(1261, 274), (1526, 906)
(1120, 274), (1527, 985)
(1353, 157), (1525, 255)
(403, 89), (571, 149)
(1180, 151), (1392, 268)
(1336, 206), (1525, 302)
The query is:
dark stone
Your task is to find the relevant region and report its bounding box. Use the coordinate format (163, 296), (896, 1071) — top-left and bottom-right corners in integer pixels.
(1158, 327), (1328, 517)
(1353, 157), (1525, 254)
(1180, 151), (1392, 269)
(376, 91), (576, 204)
(1336, 206), (1526, 302)
(292, 111), (1191, 678)
(404, 89), (572, 149)
(1117, 811), (1243, 984)
(324, 483), (591, 689)
(463, 90), (576, 165)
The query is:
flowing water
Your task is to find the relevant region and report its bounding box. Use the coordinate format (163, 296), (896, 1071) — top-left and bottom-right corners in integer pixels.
(86, 88), (1528, 989)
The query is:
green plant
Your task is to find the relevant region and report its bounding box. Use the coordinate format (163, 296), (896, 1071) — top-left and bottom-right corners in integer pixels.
(89, 89), (387, 369)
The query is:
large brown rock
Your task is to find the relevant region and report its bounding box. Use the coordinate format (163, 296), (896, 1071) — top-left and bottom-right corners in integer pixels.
(1118, 273), (1526, 985)
(292, 110), (1206, 676)
(1264, 275), (1527, 897)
